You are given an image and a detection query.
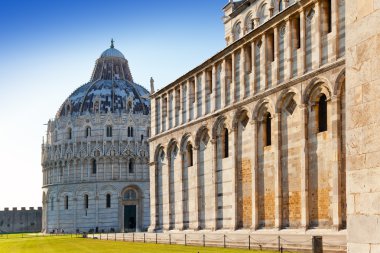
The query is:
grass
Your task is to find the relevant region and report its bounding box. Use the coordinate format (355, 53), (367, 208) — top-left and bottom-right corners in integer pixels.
(0, 235), (293, 253)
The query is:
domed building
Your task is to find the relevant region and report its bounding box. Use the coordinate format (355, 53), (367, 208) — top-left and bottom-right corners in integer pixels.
(41, 41), (151, 233)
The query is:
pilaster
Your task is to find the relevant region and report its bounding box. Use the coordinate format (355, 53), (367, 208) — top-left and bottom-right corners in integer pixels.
(300, 104), (309, 229)
(274, 113), (282, 229)
(148, 162), (157, 232)
(251, 120), (259, 230)
(331, 96), (342, 230)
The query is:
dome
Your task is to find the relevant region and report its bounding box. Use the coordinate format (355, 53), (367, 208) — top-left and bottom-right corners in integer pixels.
(100, 48), (125, 59)
(57, 40), (150, 118)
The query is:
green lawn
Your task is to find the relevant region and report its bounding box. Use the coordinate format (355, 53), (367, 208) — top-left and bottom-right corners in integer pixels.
(0, 235), (293, 253)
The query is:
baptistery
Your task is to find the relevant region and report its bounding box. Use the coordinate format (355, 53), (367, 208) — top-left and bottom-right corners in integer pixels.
(41, 41), (150, 233)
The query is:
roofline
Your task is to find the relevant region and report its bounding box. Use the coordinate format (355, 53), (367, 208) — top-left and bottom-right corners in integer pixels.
(152, 1), (301, 98)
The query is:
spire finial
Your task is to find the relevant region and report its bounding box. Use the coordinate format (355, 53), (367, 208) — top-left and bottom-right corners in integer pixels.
(150, 77), (155, 94)
(110, 38), (114, 48)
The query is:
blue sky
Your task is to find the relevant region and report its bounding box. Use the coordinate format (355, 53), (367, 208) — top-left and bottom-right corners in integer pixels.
(0, 0), (228, 209)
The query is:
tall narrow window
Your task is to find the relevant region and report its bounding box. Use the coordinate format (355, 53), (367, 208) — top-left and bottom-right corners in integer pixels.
(68, 128), (72, 140)
(92, 159), (97, 174)
(267, 32), (275, 62)
(318, 94), (328, 132)
(294, 16), (301, 49)
(141, 134), (144, 141)
(223, 128), (229, 158)
(279, 0), (283, 12)
(106, 194), (111, 208)
(86, 127), (91, 138)
(321, 0), (332, 34)
(84, 194), (89, 209)
(129, 159), (134, 173)
(187, 143), (193, 167)
(106, 125), (112, 137)
(265, 113), (272, 146)
(64, 196), (69, 210)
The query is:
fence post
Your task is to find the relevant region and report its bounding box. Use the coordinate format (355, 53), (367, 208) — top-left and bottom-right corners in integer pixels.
(278, 235), (281, 251)
(144, 233), (146, 243)
(156, 233), (158, 244)
(133, 233), (135, 242)
(100, 232), (102, 240)
(169, 234), (171, 245)
(115, 232), (117, 241)
(224, 234), (226, 248)
(106, 232), (108, 240)
(248, 235), (251, 250)
(203, 234), (205, 247)
(312, 236), (323, 253)
(185, 234), (187, 246)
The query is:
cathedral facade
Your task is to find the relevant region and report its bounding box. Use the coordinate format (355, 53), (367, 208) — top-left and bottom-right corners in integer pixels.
(41, 42), (151, 233)
(149, 0), (346, 232)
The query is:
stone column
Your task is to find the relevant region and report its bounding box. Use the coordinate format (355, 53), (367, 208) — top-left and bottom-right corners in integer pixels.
(284, 18), (292, 81)
(231, 127), (237, 229)
(186, 80), (192, 122)
(252, 41), (258, 94)
(300, 8), (306, 75)
(220, 59), (226, 108)
(211, 65), (217, 112)
(162, 156), (170, 231)
(299, 104), (309, 229)
(251, 120), (259, 230)
(312, 1), (321, 69)
(331, 96), (342, 230)
(151, 95), (157, 136)
(148, 162), (157, 232)
(193, 75), (199, 119)
(240, 48), (245, 99)
(210, 138), (217, 230)
(202, 70), (207, 116)
(177, 86), (182, 126)
(274, 113), (282, 229)
(329, 0), (339, 61)
(175, 152), (184, 230)
(273, 25), (279, 86)
(191, 146), (200, 230)
(249, 41), (255, 95)
(260, 34), (267, 90)
(231, 53), (236, 102)
(74, 197), (77, 232)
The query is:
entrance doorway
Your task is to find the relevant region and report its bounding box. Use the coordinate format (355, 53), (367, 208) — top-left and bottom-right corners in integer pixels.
(124, 205), (136, 232)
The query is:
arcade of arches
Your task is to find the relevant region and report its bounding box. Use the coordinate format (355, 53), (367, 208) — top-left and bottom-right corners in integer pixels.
(149, 70), (346, 231)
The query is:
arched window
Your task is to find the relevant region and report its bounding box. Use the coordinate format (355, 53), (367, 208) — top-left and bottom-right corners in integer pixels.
(54, 131), (58, 142)
(124, 189), (137, 200)
(127, 101), (133, 113)
(84, 194), (89, 209)
(92, 159), (97, 174)
(64, 196), (69, 210)
(259, 4), (268, 24)
(106, 194), (111, 208)
(265, 113), (272, 146)
(128, 127), (134, 137)
(129, 159), (134, 173)
(279, 0), (284, 12)
(318, 94), (328, 132)
(67, 128), (72, 140)
(141, 135), (144, 141)
(86, 127), (91, 138)
(223, 128), (229, 158)
(233, 22), (241, 41)
(106, 125), (112, 137)
(187, 143), (193, 167)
